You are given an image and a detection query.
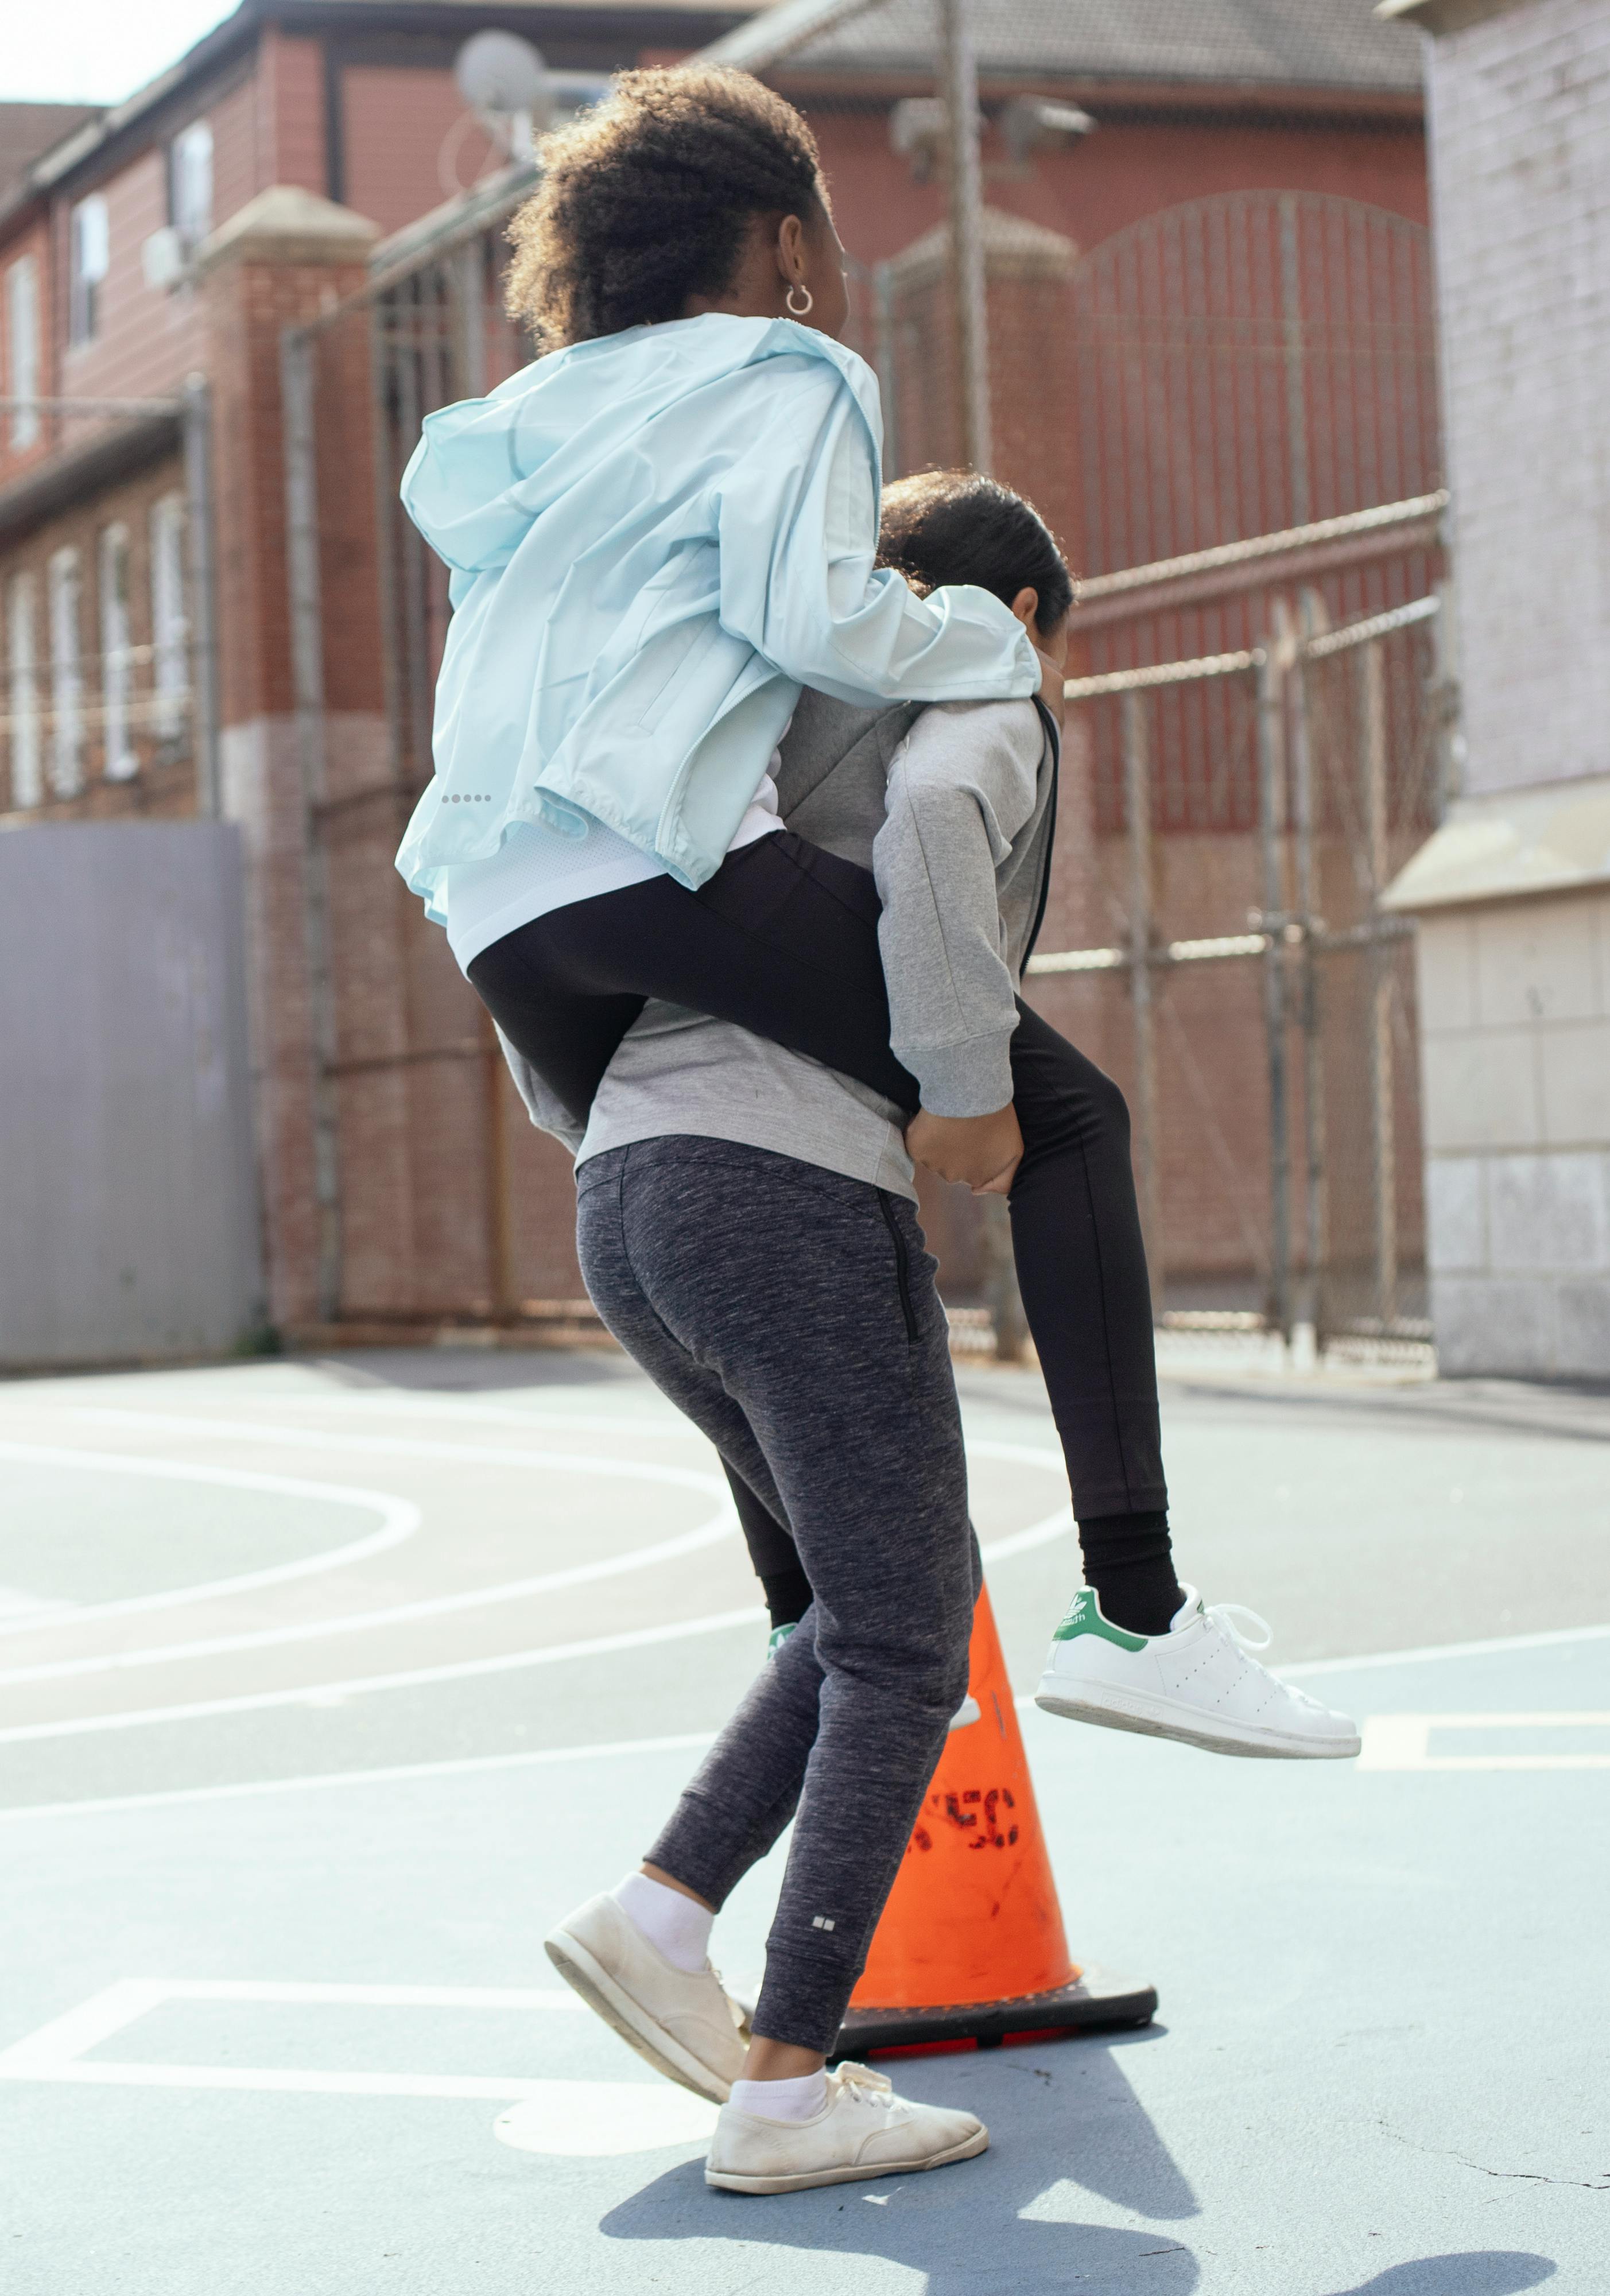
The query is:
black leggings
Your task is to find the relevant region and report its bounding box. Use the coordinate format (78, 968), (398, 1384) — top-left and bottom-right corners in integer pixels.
(468, 829), (1171, 1616)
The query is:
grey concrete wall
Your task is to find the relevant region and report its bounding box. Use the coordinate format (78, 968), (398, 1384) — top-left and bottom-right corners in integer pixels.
(1391, 0), (1610, 1374)
(1416, 887), (1610, 1374)
(0, 823), (263, 1365)
(1426, 0), (1610, 797)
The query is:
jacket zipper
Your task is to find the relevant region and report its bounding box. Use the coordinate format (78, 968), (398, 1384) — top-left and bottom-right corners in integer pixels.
(1021, 697), (1062, 969)
(878, 1191), (920, 1343)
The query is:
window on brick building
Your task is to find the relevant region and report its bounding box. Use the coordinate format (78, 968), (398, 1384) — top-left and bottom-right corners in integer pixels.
(6, 257), (41, 448)
(69, 195), (110, 347)
(168, 122), (214, 250)
(150, 492), (188, 743)
(47, 546), (84, 795)
(5, 571), (42, 809)
(99, 522), (137, 781)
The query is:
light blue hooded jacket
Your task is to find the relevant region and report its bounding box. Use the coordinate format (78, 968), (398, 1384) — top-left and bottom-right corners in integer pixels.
(394, 312), (1041, 918)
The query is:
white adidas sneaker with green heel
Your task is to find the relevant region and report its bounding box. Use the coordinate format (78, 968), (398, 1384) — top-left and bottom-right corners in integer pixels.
(1035, 1585), (1360, 1759)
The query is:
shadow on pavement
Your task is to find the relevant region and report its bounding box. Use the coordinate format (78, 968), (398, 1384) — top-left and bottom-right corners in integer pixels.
(1322, 2257), (1555, 2296)
(303, 1348), (642, 1394)
(602, 2029), (1200, 2295)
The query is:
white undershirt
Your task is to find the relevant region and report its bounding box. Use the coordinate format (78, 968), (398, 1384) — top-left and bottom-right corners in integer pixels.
(443, 762), (783, 975)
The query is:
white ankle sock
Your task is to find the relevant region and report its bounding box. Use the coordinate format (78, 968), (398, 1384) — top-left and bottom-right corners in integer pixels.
(730, 2071), (828, 2123)
(611, 1872), (713, 1973)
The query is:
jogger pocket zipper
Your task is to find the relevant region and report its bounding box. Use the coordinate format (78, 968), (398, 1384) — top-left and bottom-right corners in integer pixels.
(877, 1191), (920, 1343)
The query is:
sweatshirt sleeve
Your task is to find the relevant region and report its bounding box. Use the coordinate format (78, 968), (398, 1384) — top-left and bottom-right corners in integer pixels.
(716, 372), (1042, 707)
(871, 700), (1044, 1117)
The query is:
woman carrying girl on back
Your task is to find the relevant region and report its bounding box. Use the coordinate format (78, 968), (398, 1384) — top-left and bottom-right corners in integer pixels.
(397, 64), (1355, 1769)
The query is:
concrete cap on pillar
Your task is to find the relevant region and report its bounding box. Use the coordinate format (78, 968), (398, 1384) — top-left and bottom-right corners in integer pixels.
(195, 186), (382, 274)
(886, 205), (1077, 293)
(1382, 774), (1610, 912)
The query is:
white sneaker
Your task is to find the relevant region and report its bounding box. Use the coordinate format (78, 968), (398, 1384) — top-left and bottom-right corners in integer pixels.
(1035, 1585), (1360, 1759)
(544, 1892), (750, 2102)
(705, 2062), (988, 2193)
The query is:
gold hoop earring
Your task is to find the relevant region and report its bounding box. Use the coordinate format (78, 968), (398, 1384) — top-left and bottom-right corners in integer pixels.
(786, 282), (814, 317)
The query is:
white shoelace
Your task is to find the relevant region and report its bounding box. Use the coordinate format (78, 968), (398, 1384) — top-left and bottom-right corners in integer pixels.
(1205, 1602), (1325, 1710)
(1204, 1601), (1274, 1655)
(833, 2062), (896, 2109)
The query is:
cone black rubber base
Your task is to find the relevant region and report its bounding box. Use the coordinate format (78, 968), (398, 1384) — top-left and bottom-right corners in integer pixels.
(831, 1964), (1157, 2058)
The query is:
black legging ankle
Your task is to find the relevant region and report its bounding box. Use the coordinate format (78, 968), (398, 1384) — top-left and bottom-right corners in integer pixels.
(468, 829), (1169, 1539)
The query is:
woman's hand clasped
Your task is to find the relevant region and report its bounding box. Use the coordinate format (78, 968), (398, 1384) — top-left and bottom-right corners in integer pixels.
(906, 1103), (1023, 1197)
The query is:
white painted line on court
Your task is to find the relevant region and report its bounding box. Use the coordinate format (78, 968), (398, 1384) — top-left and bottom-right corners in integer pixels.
(967, 1442), (1074, 1561)
(0, 1606), (767, 1747)
(1, 1473), (1045, 1688)
(0, 1478), (736, 1689)
(0, 1587), (76, 1622)
(0, 1728), (723, 1824)
(0, 1977), (583, 2074)
(1281, 1620), (1610, 1677)
(1357, 1711), (1610, 1771)
(494, 2086), (717, 2155)
(68, 1410), (728, 1480)
(76, 1403), (711, 1446)
(0, 1446), (421, 1635)
(0, 1440), (1059, 1705)
(0, 1976), (717, 2150)
(71, 1413), (1075, 1560)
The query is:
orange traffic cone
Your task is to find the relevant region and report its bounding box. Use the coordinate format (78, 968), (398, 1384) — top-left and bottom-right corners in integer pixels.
(833, 1585), (1157, 2054)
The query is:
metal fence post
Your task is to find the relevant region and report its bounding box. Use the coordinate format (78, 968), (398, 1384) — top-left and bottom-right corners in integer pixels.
(1359, 638), (1398, 1331)
(280, 323), (344, 1327)
(1256, 641), (1293, 1340)
(1122, 689), (1163, 1310)
(937, 0), (991, 472)
(872, 258), (901, 480)
(180, 374), (221, 819)
(1288, 592), (1328, 1347)
(456, 239), (487, 401)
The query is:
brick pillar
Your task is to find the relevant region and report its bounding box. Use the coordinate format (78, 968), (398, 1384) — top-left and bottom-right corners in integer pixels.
(196, 186), (383, 1332)
(884, 205), (1080, 552)
(884, 206), (1101, 959)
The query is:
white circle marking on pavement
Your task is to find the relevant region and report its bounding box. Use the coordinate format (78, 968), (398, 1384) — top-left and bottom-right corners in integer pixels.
(494, 2085), (718, 2156)
(0, 1444), (422, 1633)
(0, 1465), (736, 1688)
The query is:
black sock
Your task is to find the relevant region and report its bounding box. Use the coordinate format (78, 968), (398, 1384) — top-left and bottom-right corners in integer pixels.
(1076, 1511), (1183, 1638)
(760, 1566), (813, 1632)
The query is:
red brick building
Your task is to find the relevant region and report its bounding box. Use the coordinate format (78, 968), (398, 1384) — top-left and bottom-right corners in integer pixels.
(0, 0), (1433, 1348)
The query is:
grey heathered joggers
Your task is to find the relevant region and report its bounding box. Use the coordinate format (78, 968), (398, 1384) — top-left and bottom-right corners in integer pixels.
(576, 1136), (978, 2055)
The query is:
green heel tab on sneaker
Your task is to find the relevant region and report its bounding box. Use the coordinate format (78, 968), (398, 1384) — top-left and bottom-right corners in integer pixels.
(1051, 1589), (1149, 1652)
(766, 1623), (798, 1660)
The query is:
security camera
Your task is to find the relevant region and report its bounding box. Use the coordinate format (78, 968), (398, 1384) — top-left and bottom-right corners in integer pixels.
(998, 97), (1096, 168)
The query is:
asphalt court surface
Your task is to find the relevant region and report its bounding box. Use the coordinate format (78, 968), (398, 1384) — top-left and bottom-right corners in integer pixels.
(1, 1347), (1606, 2294)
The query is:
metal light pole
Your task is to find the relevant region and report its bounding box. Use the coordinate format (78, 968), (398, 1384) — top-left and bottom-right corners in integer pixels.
(938, 0), (991, 472)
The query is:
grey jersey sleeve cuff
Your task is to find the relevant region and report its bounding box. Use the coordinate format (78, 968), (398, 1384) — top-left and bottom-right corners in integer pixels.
(898, 1023), (1019, 1119)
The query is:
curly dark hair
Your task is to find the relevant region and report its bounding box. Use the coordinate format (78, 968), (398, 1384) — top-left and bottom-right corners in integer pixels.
(877, 471), (1075, 637)
(505, 68), (830, 350)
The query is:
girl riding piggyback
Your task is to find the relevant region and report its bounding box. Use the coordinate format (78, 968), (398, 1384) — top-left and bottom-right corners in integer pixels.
(395, 67), (1056, 957)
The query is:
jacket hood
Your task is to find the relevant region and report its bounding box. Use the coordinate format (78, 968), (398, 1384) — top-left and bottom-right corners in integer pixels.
(399, 313), (879, 576)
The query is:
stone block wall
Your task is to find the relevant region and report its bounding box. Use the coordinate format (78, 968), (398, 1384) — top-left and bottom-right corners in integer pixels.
(1425, 0), (1610, 799)
(1387, 0), (1610, 1375)
(1415, 887), (1610, 1372)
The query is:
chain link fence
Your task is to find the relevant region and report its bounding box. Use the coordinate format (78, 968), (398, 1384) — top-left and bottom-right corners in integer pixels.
(1027, 583), (1450, 1356)
(274, 2), (1451, 1359)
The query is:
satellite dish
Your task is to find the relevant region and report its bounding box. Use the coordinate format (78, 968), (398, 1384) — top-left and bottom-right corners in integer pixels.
(455, 31), (552, 130)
